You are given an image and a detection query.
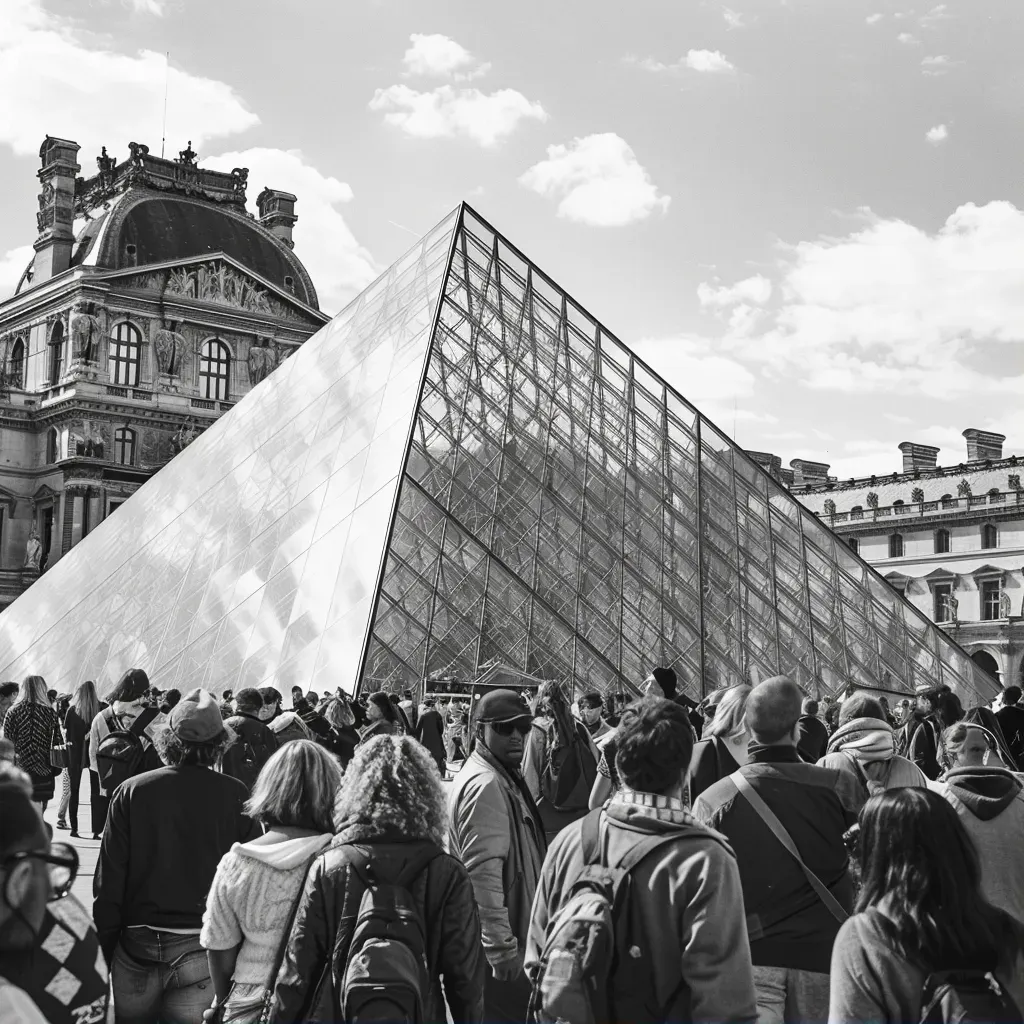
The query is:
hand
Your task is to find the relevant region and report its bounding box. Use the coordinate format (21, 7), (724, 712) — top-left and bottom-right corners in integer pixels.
(491, 951), (525, 981)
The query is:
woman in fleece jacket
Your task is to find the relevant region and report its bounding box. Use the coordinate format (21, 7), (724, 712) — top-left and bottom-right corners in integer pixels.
(933, 721), (1024, 924)
(816, 691), (927, 810)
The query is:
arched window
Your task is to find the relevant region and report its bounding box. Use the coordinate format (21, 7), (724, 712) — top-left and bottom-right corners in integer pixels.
(7, 337), (24, 389)
(850, 505), (864, 520)
(198, 339), (230, 400)
(889, 533), (904, 558)
(893, 499), (905, 515)
(934, 528), (950, 554)
(981, 523), (998, 550)
(109, 322), (141, 386)
(940, 493), (954, 508)
(847, 537), (859, 554)
(45, 427), (59, 464)
(114, 427), (136, 466)
(47, 321), (64, 385)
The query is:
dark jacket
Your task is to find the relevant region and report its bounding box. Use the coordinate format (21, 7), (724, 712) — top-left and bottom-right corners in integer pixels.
(905, 713), (941, 780)
(221, 711), (279, 790)
(996, 703), (1024, 770)
(357, 718), (399, 746)
(796, 715), (829, 763)
(691, 746), (860, 974)
(93, 764), (257, 961)
(268, 834), (485, 1024)
(63, 703), (106, 776)
(415, 708), (447, 771)
(688, 736), (741, 802)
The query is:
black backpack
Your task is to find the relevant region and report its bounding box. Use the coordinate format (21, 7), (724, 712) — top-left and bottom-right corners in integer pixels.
(96, 707), (159, 793)
(339, 846), (439, 1024)
(539, 717), (597, 812)
(920, 969), (1021, 1023)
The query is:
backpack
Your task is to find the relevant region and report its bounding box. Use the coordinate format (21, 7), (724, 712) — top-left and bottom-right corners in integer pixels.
(842, 751), (892, 800)
(224, 718), (277, 791)
(95, 707), (159, 793)
(539, 716), (597, 812)
(528, 809), (693, 1024)
(919, 969), (1021, 1023)
(339, 846), (439, 1024)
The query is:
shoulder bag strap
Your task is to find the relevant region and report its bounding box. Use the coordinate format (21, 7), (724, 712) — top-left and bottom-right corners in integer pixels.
(579, 807), (605, 866)
(729, 770), (848, 926)
(130, 706), (159, 736)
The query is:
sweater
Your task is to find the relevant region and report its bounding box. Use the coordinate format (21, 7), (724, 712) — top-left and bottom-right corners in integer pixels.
(1, 701), (58, 781)
(94, 764), (258, 960)
(933, 766), (1024, 924)
(829, 907), (1024, 1023)
(201, 833), (332, 986)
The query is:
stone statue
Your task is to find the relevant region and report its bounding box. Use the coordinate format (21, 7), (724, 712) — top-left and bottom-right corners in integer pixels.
(1000, 590), (1012, 618)
(247, 337), (279, 387)
(177, 141), (198, 167)
(71, 308), (102, 363)
(128, 141), (149, 167)
(24, 527), (42, 570)
(154, 324), (185, 376)
(948, 592), (959, 623)
(231, 167), (248, 195)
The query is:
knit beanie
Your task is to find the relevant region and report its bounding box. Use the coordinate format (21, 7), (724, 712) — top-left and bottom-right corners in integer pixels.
(838, 691), (886, 727)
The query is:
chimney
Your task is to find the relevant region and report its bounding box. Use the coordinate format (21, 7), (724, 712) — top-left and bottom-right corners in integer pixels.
(746, 450), (783, 482)
(256, 188), (298, 249)
(789, 458), (831, 487)
(32, 136), (81, 284)
(963, 428), (1005, 462)
(898, 442), (940, 473)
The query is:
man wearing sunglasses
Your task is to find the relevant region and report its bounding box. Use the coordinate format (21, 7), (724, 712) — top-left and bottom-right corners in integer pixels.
(1, 767), (98, 1024)
(448, 689), (546, 1024)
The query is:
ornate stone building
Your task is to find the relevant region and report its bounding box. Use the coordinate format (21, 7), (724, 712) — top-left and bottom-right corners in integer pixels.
(0, 136), (328, 608)
(776, 430), (1024, 690)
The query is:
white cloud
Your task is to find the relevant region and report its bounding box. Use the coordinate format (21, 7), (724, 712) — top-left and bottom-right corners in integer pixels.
(698, 274), (772, 307)
(369, 84), (546, 147)
(722, 8), (747, 29)
(685, 49), (736, 73)
(0, 244), (33, 300)
(897, 32), (921, 45)
(921, 55), (960, 76)
(865, 13), (884, 25)
(519, 133), (670, 227)
(632, 334), (756, 404)
(920, 4), (951, 27)
(926, 123), (948, 143)
(401, 33), (489, 80)
(0, 0), (257, 158)
(125, 0), (165, 14)
(716, 201), (1024, 399)
(204, 148), (377, 315)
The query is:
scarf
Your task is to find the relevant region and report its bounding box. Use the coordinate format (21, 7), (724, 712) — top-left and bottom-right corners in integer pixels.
(826, 717), (895, 763)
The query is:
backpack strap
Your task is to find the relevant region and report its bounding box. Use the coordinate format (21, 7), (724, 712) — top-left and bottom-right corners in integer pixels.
(729, 770), (848, 927)
(129, 706), (159, 737)
(579, 807), (605, 867)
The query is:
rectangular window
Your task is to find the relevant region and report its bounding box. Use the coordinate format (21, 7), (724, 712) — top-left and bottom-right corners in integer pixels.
(934, 584), (952, 622)
(982, 580), (1002, 621)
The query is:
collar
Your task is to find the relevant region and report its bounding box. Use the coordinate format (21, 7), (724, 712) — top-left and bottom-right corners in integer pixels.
(612, 785), (687, 812)
(607, 786), (700, 827)
(749, 743), (802, 764)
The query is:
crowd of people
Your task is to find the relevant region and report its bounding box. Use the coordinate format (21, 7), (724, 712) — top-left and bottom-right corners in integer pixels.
(0, 666), (1022, 1023)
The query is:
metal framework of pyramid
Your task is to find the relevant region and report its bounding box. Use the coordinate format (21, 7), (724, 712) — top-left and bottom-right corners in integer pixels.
(0, 205), (995, 705)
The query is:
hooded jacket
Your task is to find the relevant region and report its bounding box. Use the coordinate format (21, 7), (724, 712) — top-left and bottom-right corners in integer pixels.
(817, 717), (927, 812)
(934, 766), (1024, 924)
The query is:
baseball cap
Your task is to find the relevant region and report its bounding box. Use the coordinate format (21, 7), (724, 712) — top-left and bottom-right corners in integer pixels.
(474, 689), (534, 725)
(165, 689), (226, 743)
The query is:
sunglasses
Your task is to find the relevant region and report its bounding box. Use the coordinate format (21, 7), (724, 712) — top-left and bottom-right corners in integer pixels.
(489, 720), (532, 737)
(4, 842), (79, 899)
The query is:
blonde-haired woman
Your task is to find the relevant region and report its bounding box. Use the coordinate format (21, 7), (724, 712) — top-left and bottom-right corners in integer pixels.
(201, 739), (342, 1022)
(0, 675), (60, 808)
(268, 735), (485, 1023)
(64, 679), (104, 838)
(688, 683), (753, 801)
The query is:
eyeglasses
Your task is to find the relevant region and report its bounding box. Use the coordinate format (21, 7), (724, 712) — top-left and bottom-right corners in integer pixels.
(489, 720), (532, 737)
(3, 842), (79, 899)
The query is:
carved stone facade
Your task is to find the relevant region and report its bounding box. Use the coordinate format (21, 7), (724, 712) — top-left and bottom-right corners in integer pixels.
(0, 135), (329, 610)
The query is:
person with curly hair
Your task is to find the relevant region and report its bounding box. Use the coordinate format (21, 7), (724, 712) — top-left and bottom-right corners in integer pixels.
(94, 689), (257, 1023)
(268, 735), (485, 1023)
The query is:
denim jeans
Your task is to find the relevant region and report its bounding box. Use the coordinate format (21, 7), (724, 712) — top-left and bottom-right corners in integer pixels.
(752, 965), (831, 1024)
(112, 927), (212, 1024)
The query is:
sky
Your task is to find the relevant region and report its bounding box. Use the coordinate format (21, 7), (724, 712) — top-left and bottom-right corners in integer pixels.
(1, 0), (1023, 479)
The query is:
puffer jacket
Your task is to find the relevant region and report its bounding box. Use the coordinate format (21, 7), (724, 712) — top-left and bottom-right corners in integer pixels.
(447, 745), (545, 966)
(267, 831), (485, 1024)
(818, 716), (927, 812)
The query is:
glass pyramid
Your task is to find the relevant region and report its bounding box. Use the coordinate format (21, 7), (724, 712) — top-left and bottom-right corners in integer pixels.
(0, 205), (994, 706)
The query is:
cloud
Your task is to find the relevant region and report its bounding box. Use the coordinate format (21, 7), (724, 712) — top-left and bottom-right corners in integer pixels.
(632, 334), (756, 405)
(715, 201), (1024, 399)
(401, 33), (489, 81)
(0, 0), (257, 158)
(369, 84), (546, 147)
(0, 244), (33, 300)
(865, 13), (884, 25)
(897, 32), (921, 45)
(722, 8), (747, 29)
(125, 0), (165, 14)
(920, 4), (951, 27)
(519, 133), (670, 227)
(204, 148), (377, 315)
(698, 274), (772, 307)
(926, 123), (948, 144)
(921, 55), (960, 76)
(685, 49), (736, 73)
(626, 49), (736, 75)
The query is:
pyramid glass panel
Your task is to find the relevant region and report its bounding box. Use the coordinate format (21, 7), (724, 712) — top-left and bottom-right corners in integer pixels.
(0, 205), (996, 707)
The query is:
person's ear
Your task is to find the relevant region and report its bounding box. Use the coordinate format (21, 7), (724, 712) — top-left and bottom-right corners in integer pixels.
(4, 861), (34, 909)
